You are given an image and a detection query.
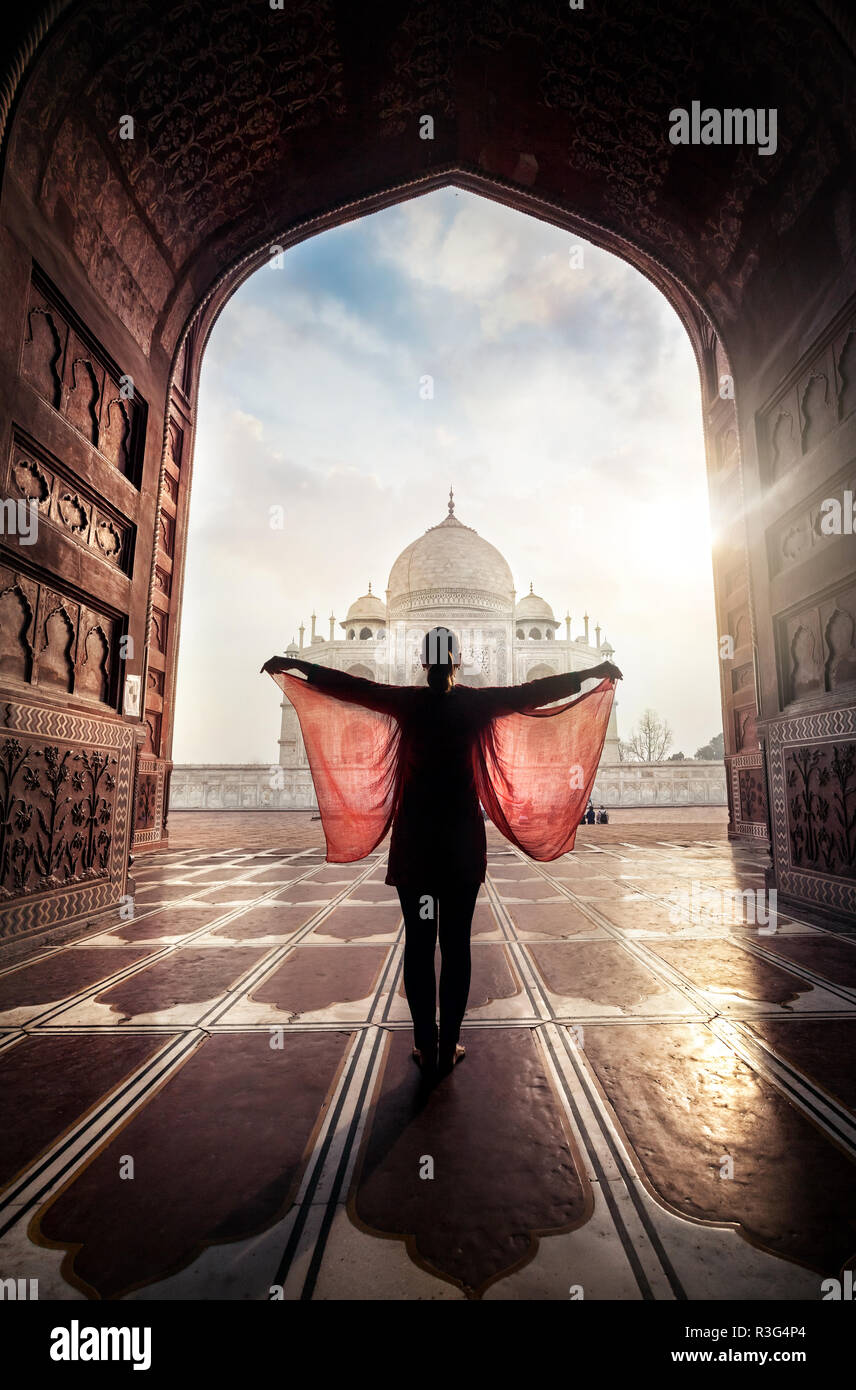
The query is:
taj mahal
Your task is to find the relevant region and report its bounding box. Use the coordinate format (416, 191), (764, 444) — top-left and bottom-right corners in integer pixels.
(276, 490), (621, 780)
(169, 493), (726, 813)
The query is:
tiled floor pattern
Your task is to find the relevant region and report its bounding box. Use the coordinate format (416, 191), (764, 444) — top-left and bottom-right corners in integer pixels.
(1, 831), (854, 1300)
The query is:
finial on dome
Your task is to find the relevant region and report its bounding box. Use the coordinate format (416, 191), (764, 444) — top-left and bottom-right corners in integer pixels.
(529, 581), (534, 594)
(368, 581), (372, 594)
(448, 486), (455, 516)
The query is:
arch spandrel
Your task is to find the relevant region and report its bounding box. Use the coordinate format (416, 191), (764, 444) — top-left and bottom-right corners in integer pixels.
(5, 0), (855, 363)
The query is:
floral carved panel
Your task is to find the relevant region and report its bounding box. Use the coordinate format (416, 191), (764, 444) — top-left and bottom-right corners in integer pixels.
(0, 699), (139, 941)
(785, 742), (856, 880)
(767, 707), (856, 917)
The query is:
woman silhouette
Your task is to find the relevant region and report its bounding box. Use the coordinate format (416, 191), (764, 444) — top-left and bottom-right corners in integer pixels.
(263, 628), (620, 1078)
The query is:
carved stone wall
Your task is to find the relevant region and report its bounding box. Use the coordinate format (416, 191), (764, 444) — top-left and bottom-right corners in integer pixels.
(21, 270), (146, 484)
(0, 219), (159, 947)
(748, 292), (856, 919)
(766, 708), (856, 917)
(0, 698), (138, 945)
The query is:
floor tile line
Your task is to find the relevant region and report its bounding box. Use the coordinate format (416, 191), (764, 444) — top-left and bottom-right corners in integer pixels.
(0, 1030), (204, 1230)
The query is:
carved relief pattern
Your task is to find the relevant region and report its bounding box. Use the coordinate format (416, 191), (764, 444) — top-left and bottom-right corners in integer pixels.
(131, 754), (166, 846)
(728, 751), (767, 836)
(16, 0), (347, 350)
(778, 582), (856, 706)
(0, 701), (139, 937)
(735, 706), (758, 751)
(0, 558), (120, 708)
(166, 418), (184, 471)
(0, 734), (117, 900)
(727, 607), (750, 654)
(785, 742), (856, 880)
(737, 766), (766, 823)
(134, 772), (157, 831)
(768, 466), (856, 578)
(799, 362), (836, 453)
(390, 589), (511, 615)
(143, 711), (162, 757)
(20, 273), (145, 483)
(766, 708), (856, 916)
(761, 312), (856, 487)
(150, 611), (167, 656)
(7, 0), (850, 366)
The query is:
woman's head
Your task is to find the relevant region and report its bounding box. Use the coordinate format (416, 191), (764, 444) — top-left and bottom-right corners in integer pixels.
(421, 627), (461, 693)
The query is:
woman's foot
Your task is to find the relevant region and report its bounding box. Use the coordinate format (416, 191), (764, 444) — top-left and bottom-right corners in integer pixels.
(437, 1042), (466, 1075)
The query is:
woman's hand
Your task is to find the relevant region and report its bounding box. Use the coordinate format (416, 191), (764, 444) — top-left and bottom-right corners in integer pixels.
(596, 661), (623, 682)
(260, 656), (307, 675)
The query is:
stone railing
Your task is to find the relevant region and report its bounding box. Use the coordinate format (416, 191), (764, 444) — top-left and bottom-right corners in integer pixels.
(169, 760), (727, 811)
(593, 760), (727, 806)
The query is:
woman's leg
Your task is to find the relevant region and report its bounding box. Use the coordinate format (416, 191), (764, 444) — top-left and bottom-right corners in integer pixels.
(397, 887), (439, 1053)
(437, 882), (481, 1055)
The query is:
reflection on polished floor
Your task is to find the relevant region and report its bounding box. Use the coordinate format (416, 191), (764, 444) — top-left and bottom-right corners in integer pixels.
(1, 818), (854, 1300)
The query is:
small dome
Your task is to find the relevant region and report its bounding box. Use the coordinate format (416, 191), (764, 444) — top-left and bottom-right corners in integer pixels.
(515, 584), (558, 627)
(285, 639), (299, 655)
(342, 582), (387, 629)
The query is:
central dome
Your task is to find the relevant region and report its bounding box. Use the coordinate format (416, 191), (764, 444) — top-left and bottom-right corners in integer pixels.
(386, 495), (515, 616)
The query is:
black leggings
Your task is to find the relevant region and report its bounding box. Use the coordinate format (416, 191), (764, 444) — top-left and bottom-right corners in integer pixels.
(396, 883), (481, 1052)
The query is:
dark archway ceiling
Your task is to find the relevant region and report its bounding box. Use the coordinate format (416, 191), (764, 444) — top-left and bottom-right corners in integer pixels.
(6, 0), (856, 359)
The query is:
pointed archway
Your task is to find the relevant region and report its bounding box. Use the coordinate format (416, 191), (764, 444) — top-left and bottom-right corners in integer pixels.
(1, 1), (855, 948)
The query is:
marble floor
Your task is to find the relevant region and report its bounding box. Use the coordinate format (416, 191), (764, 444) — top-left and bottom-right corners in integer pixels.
(1, 823), (854, 1300)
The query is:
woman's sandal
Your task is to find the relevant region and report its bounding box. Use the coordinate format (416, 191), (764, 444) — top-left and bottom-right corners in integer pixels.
(437, 1043), (466, 1073)
(412, 1046), (438, 1069)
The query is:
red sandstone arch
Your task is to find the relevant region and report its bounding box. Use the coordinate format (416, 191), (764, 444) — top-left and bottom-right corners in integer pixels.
(1, 1), (855, 946)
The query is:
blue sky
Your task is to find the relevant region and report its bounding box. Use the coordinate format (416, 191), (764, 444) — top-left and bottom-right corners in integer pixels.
(172, 187), (721, 764)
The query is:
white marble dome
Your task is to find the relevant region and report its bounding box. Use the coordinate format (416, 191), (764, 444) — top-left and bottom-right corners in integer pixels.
(515, 586), (558, 626)
(387, 498), (515, 613)
(342, 583), (387, 627)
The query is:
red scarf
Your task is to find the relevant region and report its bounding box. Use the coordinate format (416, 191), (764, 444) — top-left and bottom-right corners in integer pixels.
(269, 670), (615, 863)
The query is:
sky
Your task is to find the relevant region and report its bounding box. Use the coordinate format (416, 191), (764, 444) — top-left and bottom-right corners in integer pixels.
(172, 187), (722, 765)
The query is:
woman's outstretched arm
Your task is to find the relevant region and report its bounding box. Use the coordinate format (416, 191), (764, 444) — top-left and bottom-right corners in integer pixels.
(261, 655), (411, 716)
(478, 661), (622, 715)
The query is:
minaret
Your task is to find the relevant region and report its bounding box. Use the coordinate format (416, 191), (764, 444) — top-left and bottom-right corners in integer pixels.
(298, 621), (305, 650)
(595, 623), (601, 648)
(310, 611), (317, 642)
(583, 611), (590, 644)
(565, 612), (571, 641)
(329, 613), (335, 641)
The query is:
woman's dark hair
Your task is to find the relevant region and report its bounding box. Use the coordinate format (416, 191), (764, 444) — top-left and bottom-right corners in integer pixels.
(421, 626), (461, 693)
